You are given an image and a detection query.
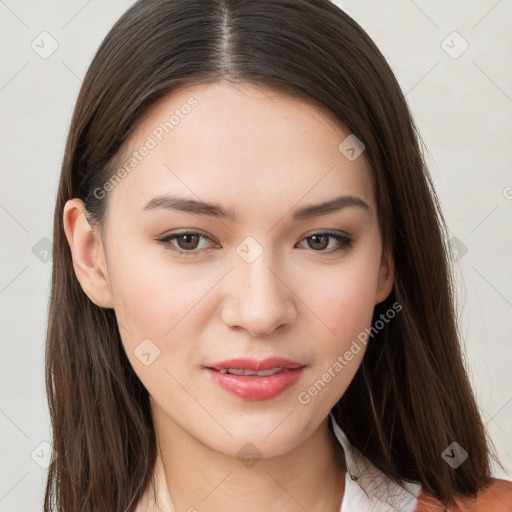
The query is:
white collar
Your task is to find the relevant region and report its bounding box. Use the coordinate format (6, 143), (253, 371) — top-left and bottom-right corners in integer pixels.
(135, 413), (423, 511)
(328, 411), (422, 511)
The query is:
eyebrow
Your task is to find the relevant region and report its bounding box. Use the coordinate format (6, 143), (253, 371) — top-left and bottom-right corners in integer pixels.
(143, 194), (370, 221)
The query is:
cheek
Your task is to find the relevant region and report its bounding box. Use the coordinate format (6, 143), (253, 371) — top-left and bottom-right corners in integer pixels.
(292, 267), (376, 414)
(299, 257), (379, 338)
(107, 249), (218, 399)
(106, 243), (222, 359)
(293, 257), (380, 404)
(109, 240), (192, 320)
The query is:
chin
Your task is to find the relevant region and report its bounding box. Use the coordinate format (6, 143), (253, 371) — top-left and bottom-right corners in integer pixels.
(199, 412), (313, 458)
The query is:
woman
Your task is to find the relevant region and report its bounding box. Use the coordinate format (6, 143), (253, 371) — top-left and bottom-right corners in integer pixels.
(45, 0), (512, 510)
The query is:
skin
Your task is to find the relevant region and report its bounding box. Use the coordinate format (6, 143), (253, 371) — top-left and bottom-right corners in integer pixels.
(63, 81), (394, 512)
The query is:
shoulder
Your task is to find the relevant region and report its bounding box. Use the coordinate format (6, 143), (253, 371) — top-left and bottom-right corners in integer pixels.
(414, 478), (512, 512)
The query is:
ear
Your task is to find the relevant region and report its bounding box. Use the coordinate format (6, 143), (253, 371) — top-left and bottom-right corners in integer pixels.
(375, 244), (394, 305)
(62, 198), (114, 308)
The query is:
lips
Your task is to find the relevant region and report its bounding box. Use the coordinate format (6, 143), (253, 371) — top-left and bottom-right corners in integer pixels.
(217, 367), (285, 376)
(207, 357), (305, 372)
(204, 357), (306, 401)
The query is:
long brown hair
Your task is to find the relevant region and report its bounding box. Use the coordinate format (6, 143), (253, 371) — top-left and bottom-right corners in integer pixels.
(45, 0), (501, 510)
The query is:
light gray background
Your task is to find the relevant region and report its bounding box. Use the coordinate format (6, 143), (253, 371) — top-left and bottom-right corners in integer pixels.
(1, 1), (511, 510)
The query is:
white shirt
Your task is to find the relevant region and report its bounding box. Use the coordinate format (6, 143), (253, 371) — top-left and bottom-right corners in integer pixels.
(134, 411), (423, 511)
(328, 411), (422, 511)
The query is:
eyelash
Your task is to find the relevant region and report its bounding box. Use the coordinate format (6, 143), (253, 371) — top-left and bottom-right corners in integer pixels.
(155, 230), (354, 256)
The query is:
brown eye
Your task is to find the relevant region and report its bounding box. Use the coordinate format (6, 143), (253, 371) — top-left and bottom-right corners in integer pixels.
(306, 234), (330, 251)
(174, 233), (201, 251)
(298, 232), (354, 253)
(156, 231), (215, 255)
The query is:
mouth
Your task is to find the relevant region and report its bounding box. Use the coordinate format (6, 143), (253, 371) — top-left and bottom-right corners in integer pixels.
(206, 356), (305, 372)
(204, 357), (306, 401)
(214, 367), (292, 376)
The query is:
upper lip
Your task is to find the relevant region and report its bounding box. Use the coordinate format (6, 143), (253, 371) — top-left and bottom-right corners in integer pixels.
(206, 357), (305, 371)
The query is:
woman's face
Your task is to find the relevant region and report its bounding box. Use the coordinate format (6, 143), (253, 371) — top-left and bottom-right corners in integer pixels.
(67, 81), (393, 457)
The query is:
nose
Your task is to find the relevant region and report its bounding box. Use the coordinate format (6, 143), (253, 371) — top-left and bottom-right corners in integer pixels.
(221, 253), (298, 338)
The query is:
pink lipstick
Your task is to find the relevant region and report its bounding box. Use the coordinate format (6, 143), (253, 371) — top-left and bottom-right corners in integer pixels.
(204, 357), (306, 401)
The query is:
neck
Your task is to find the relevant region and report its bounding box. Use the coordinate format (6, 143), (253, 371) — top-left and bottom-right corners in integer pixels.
(151, 405), (346, 512)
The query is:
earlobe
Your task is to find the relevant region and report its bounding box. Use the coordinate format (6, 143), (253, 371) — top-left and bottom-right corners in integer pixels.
(62, 198), (114, 309)
(375, 246), (395, 305)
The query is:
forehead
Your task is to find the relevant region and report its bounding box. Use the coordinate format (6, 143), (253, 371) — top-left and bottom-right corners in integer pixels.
(107, 81), (375, 221)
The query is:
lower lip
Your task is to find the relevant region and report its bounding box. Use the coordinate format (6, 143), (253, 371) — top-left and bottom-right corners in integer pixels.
(204, 367), (306, 401)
